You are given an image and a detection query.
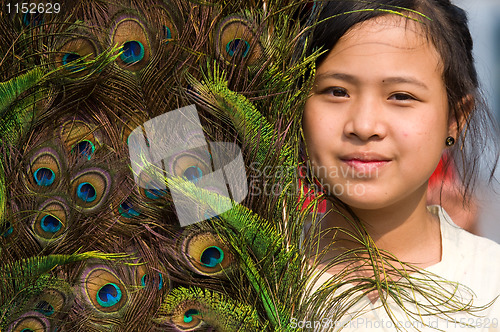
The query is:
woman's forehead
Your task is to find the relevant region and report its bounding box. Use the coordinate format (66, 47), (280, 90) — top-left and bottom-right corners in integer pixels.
(324, 15), (441, 67)
(341, 15), (429, 45)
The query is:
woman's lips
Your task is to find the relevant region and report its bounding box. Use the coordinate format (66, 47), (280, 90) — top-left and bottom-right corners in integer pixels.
(341, 158), (391, 174)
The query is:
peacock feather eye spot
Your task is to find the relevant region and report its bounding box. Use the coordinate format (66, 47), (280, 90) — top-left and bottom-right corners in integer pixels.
(97, 283), (122, 308)
(77, 183), (97, 202)
(183, 166), (203, 183)
(60, 120), (97, 152)
(33, 201), (68, 243)
(183, 309), (199, 323)
(62, 53), (84, 72)
(120, 41), (145, 64)
(40, 215), (62, 234)
(163, 25), (172, 42)
(62, 53), (80, 64)
(71, 140), (95, 160)
(140, 273), (163, 290)
(112, 19), (150, 71)
(118, 201), (140, 218)
(71, 168), (110, 210)
(200, 246), (224, 267)
(2, 227), (13, 238)
(84, 268), (127, 312)
(35, 301), (55, 316)
(56, 39), (96, 78)
(27, 149), (61, 191)
(8, 311), (51, 332)
(140, 274), (147, 287)
(120, 201), (132, 210)
(20, 329), (34, 332)
(218, 17), (263, 66)
(33, 168), (55, 187)
(158, 273), (164, 290)
(226, 39), (250, 57)
(118, 201), (141, 219)
(181, 229), (234, 276)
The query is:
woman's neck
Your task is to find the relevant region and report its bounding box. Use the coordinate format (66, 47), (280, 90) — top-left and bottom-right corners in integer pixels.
(316, 188), (442, 270)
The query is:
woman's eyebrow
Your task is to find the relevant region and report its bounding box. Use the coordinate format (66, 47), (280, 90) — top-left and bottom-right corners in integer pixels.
(315, 72), (358, 84)
(382, 76), (429, 90)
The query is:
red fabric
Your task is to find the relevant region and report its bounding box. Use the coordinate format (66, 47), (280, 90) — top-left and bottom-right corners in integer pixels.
(429, 154), (456, 188)
(297, 166), (327, 213)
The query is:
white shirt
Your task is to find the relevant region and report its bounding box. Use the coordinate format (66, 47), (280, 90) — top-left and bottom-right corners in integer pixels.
(307, 206), (500, 331)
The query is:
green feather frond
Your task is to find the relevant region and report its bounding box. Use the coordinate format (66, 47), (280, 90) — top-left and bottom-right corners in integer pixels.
(156, 286), (265, 331)
(56, 44), (123, 80)
(187, 69), (295, 171)
(0, 67), (45, 115)
(258, 48), (319, 120)
(222, 227), (291, 329)
(0, 67), (54, 145)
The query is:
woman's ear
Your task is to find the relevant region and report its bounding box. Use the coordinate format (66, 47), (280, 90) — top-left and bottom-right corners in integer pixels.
(448, 94), (475, 137)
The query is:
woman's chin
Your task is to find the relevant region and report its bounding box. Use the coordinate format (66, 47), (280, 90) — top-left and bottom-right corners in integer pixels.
(337, 197), (393, 211)
(330, 189), (401, 211)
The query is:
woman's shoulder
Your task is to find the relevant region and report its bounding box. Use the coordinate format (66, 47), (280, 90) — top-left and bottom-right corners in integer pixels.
(428, 205), (500, 296)
(431, 205), (500, 258)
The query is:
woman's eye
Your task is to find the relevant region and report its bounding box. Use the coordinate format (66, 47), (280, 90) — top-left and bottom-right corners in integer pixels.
(327, 87), (349, 97)
(389, 93), (416, 101)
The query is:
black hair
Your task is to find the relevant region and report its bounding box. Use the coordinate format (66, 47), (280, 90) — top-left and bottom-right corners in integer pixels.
(305, 0), (499, 202)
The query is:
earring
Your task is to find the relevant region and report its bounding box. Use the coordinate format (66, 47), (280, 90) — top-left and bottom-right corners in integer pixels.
(445, 136), (455, 147)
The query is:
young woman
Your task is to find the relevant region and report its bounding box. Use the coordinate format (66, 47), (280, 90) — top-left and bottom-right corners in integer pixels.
(302, 1), (500, 330)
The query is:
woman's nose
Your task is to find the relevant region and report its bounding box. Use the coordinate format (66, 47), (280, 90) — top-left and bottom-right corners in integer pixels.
(343, 97), (387, 142)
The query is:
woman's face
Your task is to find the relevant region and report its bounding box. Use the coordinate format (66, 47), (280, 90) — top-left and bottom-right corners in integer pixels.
(303, 16), (454, 211)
